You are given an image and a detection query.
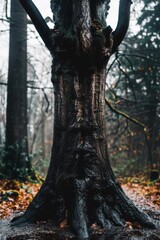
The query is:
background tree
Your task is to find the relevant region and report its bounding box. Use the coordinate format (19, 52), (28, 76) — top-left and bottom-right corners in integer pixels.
(0, 0), (54, 178)
(12, 0), (156, 238)
(2, 0), (32, 179)
(0, 72), (6, 146)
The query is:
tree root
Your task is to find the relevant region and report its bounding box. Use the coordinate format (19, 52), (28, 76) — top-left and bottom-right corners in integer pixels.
(11, 178), (157, 239)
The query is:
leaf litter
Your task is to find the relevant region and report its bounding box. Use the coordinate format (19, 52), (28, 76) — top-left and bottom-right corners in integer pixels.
(0, 175), (159, 239)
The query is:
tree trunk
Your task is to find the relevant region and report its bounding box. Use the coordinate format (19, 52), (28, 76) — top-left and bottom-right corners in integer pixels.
(145, 74), (159, 168)
(12, 0), (156, 238)
(3, 0), (32, 179)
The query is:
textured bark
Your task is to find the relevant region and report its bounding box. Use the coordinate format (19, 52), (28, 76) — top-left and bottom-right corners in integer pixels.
(3, 0), (32, 179)
(12, 0), (156, 238)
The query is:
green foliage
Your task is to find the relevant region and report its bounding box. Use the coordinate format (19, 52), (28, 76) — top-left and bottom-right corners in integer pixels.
(32, 157), (50, 179)
(0, 142), (48, 181)
(29, 150), (50, 179)
(111, 156), (139, 177)
(0, 144), (6, 178)
(0, 144), (6, 162)
(0, 142), (40, 181)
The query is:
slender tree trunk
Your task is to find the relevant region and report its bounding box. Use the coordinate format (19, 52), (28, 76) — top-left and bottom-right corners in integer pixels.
(3, 0), (32, 179)
(145, 74), (158, 168)
(12, 0), (156, 238)
(41, 114), (46, 159)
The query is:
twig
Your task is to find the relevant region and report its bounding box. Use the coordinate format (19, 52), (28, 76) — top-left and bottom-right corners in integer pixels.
(41, 88), (50, 113)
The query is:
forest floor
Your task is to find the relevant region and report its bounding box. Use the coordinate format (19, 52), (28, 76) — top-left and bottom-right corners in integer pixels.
(0, 175), (160, 239)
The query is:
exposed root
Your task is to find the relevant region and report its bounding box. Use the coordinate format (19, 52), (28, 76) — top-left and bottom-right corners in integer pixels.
(67, 179), (89, 238)
(11, 183), (62, 225)
(11, 178), (157, 238)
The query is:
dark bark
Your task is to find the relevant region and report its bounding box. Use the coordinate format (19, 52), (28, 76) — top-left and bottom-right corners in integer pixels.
(19, 0), (53, 51)
(145, 73), (159, 167)
(112, 0), (131, 53)
(3, 0), (32, 179)
(12, 0), (156, 238)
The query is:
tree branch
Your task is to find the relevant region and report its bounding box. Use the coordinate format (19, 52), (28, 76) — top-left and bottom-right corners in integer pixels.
(111, 0), (132, 54)
(42, 88), (50, 113)
(19, 0), (53, 51)
(0, 18), (11, 23)
(106, 96), (153, 166)
(0, 82), (7, 86)
(120, 53), (160, 64)
(105, 97), (147, 130)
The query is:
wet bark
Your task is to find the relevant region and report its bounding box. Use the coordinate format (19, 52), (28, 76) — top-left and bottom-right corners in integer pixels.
(12, 0), (156, 238)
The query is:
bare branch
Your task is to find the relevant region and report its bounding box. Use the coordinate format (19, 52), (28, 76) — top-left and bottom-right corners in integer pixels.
(19, 0), (53, 52)
(112, 0), (132, 54)
(0, 18), (10, 23)
(116, 58), (137, 103)
(42, 88), (50, 113)
(105, 97), (147, 130)
(120, 53), (160, 64)
(27, 86), (53, 90)
(0, 82), (7, 86)
(0, 82), (53, 91)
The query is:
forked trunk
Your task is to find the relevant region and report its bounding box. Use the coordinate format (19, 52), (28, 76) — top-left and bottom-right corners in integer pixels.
(12, 0), (156, 238)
